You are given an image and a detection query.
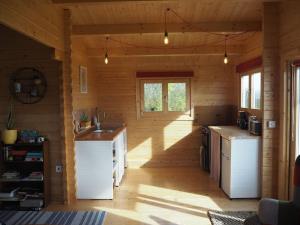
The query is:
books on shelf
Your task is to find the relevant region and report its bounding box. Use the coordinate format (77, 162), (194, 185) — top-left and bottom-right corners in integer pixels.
(1, 171), (43, 181)
(20, 197), (44, 208)
(1, 171), (20, 180)
(25, 151), (43, 161)
(26, 172), (43, 181)
(0, 187), (20, 198)
(3, 148), (43, 162)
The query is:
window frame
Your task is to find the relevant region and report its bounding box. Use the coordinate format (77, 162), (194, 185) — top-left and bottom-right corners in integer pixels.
(239, 68), (262, 111)
(137, 77), (192, 119)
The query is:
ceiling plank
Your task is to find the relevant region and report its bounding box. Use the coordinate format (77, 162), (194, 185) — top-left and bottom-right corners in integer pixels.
(72, 22), (261, 35)
(86, 45), (244, 57)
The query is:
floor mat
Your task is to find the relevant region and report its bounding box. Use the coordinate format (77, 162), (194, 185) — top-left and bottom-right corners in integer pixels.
(0, 210), (106, 225)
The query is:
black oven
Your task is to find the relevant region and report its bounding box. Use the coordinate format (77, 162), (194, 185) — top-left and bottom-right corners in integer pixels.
(200, 126), (210, 172)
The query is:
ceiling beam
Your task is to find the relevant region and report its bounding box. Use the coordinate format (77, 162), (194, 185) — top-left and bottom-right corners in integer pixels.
(86, 45), (244, 57)
(53, 0), (279, 4)
(52, 0), (175, 3)
(72, 22), (261, 36)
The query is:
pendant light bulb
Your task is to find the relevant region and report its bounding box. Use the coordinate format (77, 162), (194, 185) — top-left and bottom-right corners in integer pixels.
(104, 52), (109, 64)
(164, 31), (169, 45)
(223, 35), (229, 64)
(224, 53), (228, 64)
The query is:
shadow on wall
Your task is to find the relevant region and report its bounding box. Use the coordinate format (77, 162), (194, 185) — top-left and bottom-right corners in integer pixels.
(104, 105), (236, 168)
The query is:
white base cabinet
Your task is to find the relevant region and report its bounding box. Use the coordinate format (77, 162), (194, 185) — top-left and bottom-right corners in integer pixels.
(221, 137), (261, 198)
(75, 128), (127, 199)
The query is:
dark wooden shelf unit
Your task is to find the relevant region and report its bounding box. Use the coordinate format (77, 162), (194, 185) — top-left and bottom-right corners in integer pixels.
(0, 141), (50, 210)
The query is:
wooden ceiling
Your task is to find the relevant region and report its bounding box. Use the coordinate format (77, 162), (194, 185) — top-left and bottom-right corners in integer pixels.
(53, 0), (264, 56)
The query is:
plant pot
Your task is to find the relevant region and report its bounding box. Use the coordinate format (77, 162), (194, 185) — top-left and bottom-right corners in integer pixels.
(80, 121), (91, 129)
(2, 129), (18, 144)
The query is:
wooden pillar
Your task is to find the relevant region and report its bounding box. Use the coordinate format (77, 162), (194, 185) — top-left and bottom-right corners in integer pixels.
(262, 2), (280, 198)
(60, 9), (75, 204)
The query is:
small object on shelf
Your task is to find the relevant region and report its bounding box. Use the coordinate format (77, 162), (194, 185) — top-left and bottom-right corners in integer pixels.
(79, 112), (91, 129)
(18, 130), (40, 143)
(37, 136), (45, 143)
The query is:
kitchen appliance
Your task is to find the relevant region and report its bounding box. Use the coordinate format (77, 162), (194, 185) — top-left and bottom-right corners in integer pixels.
(200, 126), (210, 172)
(221, 136), (261, 198)
(249, 118), (262, 135)
(237, 111), (248, 130)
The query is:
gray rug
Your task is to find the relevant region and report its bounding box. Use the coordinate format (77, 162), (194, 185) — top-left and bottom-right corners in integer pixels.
(0, 210), (106, 225)
(208, 210), (256, 225)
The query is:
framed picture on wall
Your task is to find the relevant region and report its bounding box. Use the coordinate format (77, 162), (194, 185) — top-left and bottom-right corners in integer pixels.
(79, 65), (88, 93)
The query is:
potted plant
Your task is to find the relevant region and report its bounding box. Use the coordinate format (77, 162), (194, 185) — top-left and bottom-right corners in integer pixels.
(2, 100), (17, 144)
(80, 112), (91, 129)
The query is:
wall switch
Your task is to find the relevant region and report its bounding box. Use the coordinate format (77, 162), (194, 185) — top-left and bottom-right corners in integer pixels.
(56, 165), (63, 173)
(267, 120), (276, 129)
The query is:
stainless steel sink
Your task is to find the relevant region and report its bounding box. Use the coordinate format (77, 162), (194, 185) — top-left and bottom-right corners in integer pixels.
(93, 129), (115, 133)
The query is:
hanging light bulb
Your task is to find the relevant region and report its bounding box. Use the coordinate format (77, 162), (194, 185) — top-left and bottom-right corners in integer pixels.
(223, 35), (229, 64)
(104, 52), (109, 64)
(164, 31), (169, 45)
(104, 36), (109, 64)
(163, 8), (170, 45)
(224, 53), (228, 64)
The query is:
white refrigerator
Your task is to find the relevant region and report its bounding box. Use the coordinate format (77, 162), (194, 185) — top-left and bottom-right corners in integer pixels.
(221, 137), (261, 198)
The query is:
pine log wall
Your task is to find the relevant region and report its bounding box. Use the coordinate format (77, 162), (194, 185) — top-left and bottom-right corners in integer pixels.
(0, 0), (73, 203)
(93, 56), (237, 168)
(0, 26), (63, 202)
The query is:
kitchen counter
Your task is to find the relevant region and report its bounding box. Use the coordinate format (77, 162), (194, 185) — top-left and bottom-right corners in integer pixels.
(75, 126), (126, 141)
(208, 125), (260, 140)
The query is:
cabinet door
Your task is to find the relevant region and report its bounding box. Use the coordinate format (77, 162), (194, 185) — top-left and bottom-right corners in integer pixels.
(115, 132), (125, 185)
(221, 152), (231, 196)
(230, 139), (261, 198)
(75, 141), (113, 199)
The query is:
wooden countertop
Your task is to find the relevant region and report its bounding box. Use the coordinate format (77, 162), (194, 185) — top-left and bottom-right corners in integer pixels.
(75, 126), (126, 141)
(208, 125), (261, 140)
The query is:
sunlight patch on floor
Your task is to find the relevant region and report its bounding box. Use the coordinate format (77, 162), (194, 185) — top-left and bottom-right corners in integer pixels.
(137, 196), (208, 214)
(94, 207), (157, 225)
(137, 184), (221, 209)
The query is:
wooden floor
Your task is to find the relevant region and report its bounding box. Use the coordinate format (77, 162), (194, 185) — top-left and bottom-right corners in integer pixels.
(47, 168), (258, 225)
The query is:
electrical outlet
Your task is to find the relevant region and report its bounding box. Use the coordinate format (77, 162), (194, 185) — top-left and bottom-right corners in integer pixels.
(56, 165), (63, 173)
(267, 120), (276, 129)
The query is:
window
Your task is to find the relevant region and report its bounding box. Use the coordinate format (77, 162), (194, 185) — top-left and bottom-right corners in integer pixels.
(251, 72), (261, 109)
(168, 82), (186, 112)
(143, 82), (163, 112)
(140, 78), (191, 116)
(240, 71), (261, 110)
(241, 75), (250, 108)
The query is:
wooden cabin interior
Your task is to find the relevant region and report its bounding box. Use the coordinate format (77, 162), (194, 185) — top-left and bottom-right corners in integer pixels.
(0, 0), (300, 225)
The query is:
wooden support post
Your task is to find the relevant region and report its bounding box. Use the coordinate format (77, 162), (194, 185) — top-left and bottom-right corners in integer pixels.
(262, 2), (280, 198)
